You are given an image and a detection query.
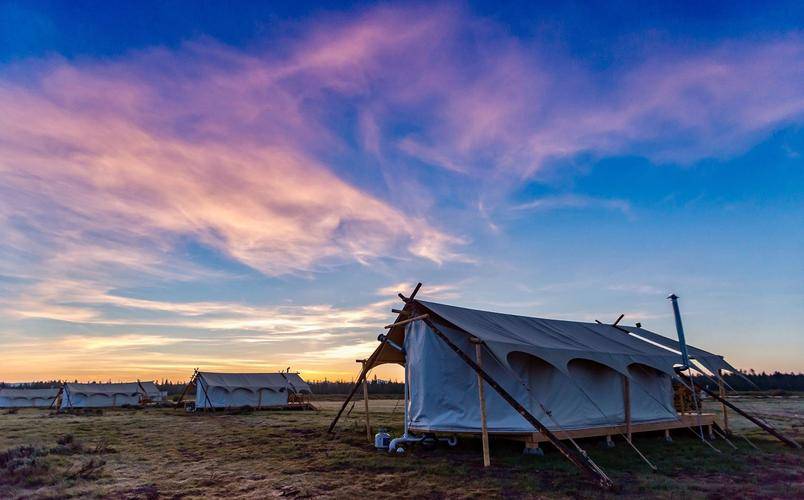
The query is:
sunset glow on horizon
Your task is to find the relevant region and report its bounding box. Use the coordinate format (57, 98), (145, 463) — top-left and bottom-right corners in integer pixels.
(1, 2), (802, 383)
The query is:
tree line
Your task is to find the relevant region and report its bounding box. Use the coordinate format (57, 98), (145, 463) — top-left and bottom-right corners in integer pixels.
(3, 370), (804, 395)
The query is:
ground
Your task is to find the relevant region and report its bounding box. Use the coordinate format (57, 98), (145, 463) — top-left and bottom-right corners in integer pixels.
(0, 396), (802, 499)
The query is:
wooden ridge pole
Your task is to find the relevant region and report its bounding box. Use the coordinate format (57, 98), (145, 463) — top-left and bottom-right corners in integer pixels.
(384, 314), (428, 329)
(420, 315), (615, 490)
(677, 372), (801, 449)
(472, 338), (491, 467)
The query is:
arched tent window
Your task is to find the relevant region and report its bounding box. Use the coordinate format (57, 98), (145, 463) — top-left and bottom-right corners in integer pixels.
(230, 387), (256, 407)
(507, 351), (565, 416)
(626, 363), (676, 422)
(566, 358), (626, 427)
(507, 352), (621, 429)
(207, 386), (230, 406)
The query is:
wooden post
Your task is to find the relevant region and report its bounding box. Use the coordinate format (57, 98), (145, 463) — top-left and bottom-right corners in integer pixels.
(358, 359), (371, 442)
(622, 376), (632, 442)
(472, 338), (491, 467)
(718, 370), (729, 434)
(680, 385), (687, 414)
(421, 316), (614, 490)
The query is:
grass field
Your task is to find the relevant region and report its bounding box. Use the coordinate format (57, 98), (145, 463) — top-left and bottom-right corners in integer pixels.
(1, 396), (802, 499)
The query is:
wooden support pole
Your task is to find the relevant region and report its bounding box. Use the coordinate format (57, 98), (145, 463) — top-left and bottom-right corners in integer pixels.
(421, 315), (614, 490)
(718, 369), (729, 434)
(622, 376), (632, 443)
(175, 368), (198, 406)
(384, 314), (428, 329)
(678, 372), (801, 449)
(678, 384), (688, 414)
(472, 338), (491, 467)
(358, 359), (372, 442)
(329, 355), (374, 432)
(329, 282), (421, 433)
(197, 374), (213, 411)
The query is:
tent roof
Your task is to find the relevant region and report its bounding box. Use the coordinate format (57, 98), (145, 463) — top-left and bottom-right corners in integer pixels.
(139, 381), (161, 396)
(0, 388), (59, 399)
(370, 299), (735, 377)
(197, 372), (311, 393)
(64, 382), (143, 396)
(283, 373), (312, 394)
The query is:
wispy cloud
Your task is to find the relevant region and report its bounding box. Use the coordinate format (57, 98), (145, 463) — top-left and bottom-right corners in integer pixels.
(512, 195), (633, 216)
(0, 5), (801, 380)
(607, 284), (666, 296)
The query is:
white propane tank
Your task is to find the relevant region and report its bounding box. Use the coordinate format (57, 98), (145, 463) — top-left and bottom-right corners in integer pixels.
(374, 428), (391, 450)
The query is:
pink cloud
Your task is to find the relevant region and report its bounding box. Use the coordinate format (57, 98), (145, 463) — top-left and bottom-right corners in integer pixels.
(0, 5), (801, 281)
(0, 11), (469, 277)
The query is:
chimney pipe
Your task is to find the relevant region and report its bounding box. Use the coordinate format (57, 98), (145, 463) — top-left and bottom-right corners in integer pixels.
(667, 294), (690, 369)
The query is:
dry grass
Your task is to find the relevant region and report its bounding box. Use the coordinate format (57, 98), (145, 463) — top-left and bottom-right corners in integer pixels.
(0, 397), (801, 499)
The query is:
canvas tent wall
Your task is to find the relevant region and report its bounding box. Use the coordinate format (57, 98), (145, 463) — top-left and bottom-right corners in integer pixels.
(138, 381), (165, 402)
(61, 383), (146, 408)
(195, 372), (311, 409)
(366, 299), (737, 434)
(0, 388), (59, 408)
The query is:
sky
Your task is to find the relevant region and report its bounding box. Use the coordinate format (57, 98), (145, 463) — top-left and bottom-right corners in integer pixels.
(0, 1), (802, 383)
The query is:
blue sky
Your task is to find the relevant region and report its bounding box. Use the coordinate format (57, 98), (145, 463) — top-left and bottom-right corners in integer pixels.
(0, 1), (802, 381)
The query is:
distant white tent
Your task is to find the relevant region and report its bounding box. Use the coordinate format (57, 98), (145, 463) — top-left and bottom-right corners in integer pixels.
(60, 382), (149, 408)
(0, 388), (60, 408)
(194, 372), (312, 409)
(139, 381), (166, 402)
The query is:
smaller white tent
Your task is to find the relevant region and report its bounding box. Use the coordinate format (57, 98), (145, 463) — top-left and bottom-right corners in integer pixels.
(0, 388), (60, 408)
(139, 381), (166, 402)
(61, 382), (147, 408)
(195, 372), (312, 409)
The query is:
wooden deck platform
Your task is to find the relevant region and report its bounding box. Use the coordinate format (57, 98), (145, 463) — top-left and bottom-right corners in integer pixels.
(411, 413), (717, 446)
(520, 413), (716, 445)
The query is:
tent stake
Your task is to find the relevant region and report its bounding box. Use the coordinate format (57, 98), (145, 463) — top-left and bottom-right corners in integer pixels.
(421, 316), (615, 490)
(472, 338), (491, 467)
(677, 372), (800, 448)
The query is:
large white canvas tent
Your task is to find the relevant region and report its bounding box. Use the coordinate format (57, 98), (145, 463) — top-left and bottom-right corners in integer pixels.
(331, 284), (800, 489)
(194, 372), (312, 409)
(60, 382), (151, 408)
(0, 388), (60, 408)
(362, 299), (739, 434)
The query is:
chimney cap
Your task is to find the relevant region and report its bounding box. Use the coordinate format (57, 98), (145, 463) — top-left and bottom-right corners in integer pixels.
(667, 293), (679, 300)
